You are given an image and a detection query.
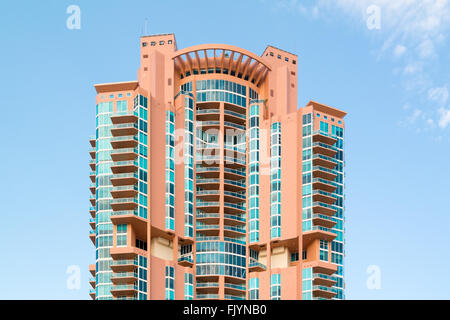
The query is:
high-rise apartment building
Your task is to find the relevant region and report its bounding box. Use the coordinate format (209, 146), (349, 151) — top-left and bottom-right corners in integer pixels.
(88, 33), (346, 300)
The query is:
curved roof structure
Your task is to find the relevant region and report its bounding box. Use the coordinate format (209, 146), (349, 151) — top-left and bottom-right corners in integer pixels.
(172, 44), (270, 86)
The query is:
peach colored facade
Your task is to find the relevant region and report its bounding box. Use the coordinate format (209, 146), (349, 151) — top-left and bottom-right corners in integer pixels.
(89, 33), (346, 300)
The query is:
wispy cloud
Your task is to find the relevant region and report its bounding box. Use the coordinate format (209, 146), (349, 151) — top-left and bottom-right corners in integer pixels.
(272, 0), (450, 132)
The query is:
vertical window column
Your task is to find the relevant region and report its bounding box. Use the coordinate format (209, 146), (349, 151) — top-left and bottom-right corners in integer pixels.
(165, 266), (175, 300)
(248, 278), (259, 300)
(270, 123), (281, 239)
(184, 95), (194, 237)
(270, 274), (281, 300)
(184, 273), (194, 300)
(248, 103), (260, 243)
(165, 111), (175, 230)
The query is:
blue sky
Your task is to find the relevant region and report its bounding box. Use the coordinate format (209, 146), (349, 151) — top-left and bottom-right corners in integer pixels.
(0, 0), (449, 299)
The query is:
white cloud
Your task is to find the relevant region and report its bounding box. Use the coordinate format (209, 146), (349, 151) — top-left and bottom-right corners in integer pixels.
(438, 108), (450, 128)
(428, 86), (449, 106)
(394, 45), (407, 57)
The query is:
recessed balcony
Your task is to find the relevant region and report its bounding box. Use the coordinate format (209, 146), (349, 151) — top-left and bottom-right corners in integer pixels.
(196, 212), (220, 224)
(223, 214), (246, 226)
(224, 225), (246, 237)
(195, 166), (220, 178)
(196, 108), (220, 121)
(196, 201), (220, 213)
(110, 148), (138, 162)
(196, 223), (220, 236)
(224, 109), (246, 124)
(223, 179), (246, 192)
(223, 190), (246, 203)
(110, 213), (147, 241)
(224, 121), (245, 132)
(223, 155), (246, 169)
(196, 294), (219, 300)
(198, 120), (220, 131)
(178, 254), (194, 267)
(224, 202), (246, 215)
(312, 130), (338, 146)
(224, 282), (246, 295)
(248, 259), (267, 272)
(223, 167), (246, 180)
(196, 190), (220, 201)
(196, 178), (220, 189)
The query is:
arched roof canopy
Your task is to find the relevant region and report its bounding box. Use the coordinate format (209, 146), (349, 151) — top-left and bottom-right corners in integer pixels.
(172, 44), (270, 87)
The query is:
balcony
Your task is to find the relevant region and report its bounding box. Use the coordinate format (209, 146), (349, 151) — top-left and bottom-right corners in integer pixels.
(178, 254), (194, 267)
(248, 259), (266, 272)
(89, 289), (95, 299)
(110, 259), (138, 272)
(111, 135), (138, 149)
(196, 201), (220, 213)
(224, 167), (246, 179)
(89, 171), (96, 183)
(111, 271), (138, 284)
(111, 111), (138, 125)
(89, 183), (96, 195)
(196, 178), (220, 189)
(89, 277), (95, 289)
(224, 283), (246, 294)
(312, 130), (338, 146)
(89, 230), (95, 245)
(196, 294), (219, 300)
(312, 201), (337, 216)
(111, 197), (138, 211)
(196, 190), (220, 201)
(111, 284), (138, 297)
(312, 178), (337, 193)
(312, 190), (337, 205)
(196, 166), (220, 178)
(312, 166), (337, 182)
(111, 172), (138, 187)
(196, 108), (220, 121)
(302, 226), (336, 246)
(110, 212), (147, 241)
(224, 202), (246, 215)
(224, 121), (245, 131)
(223, 214), (246, 226)
(224, 109), (246, 123)
(89, 159), (96, 171)
(111, 148), (138, 162)
(198, 121), (220, 130)
(312, 285), (336, 299)
(89, 264), (96, 277)
(223, 179), (246, 192)
(89, 148), (96, 159)
(89, 136), (96, 148)
(196, 212), (219, 224)
(224, 294), (245, 300)
(111, 184), (138, 199)
(89, 196), (96, 207)
(89, 218), (95, 230)
(312, 273), (337, 287)
(224, 190), (246, 203)
(311, 214), (337, 229)
(110, 122), (138, 137)
(312, 142), (338, 158)
(196, 223), (220, 236)
(223, 155), (246, 169)
(89, 206), (96, 218)
(312, 154), (338, 170)
(224, 225), (246, 237)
